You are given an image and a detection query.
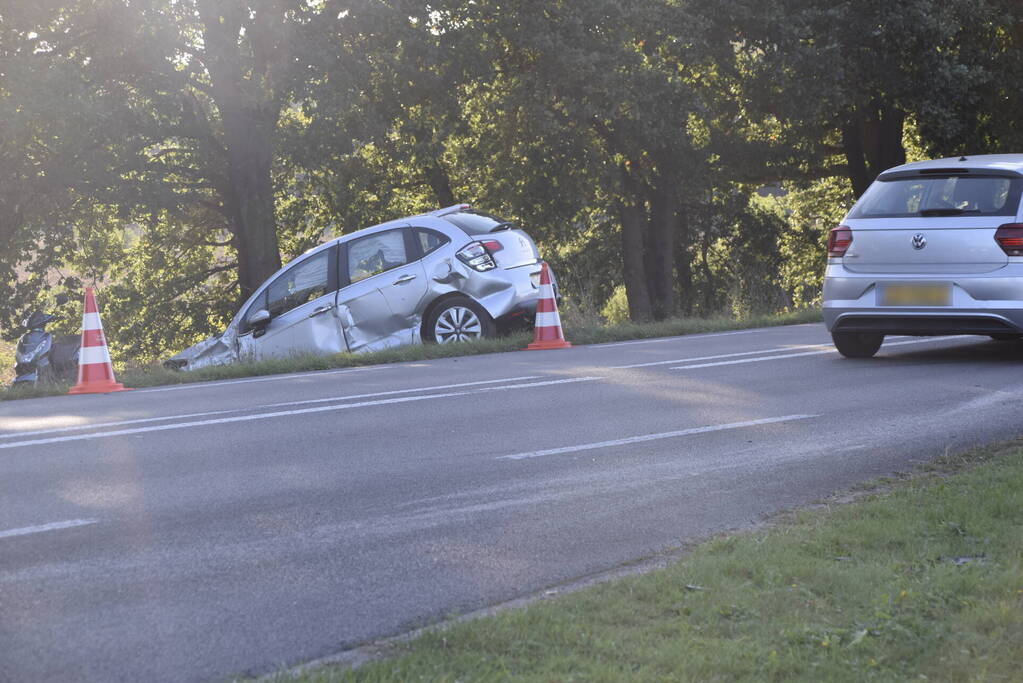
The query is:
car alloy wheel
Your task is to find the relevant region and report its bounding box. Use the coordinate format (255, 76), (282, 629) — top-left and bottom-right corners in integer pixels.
(434, 305), (484, 343)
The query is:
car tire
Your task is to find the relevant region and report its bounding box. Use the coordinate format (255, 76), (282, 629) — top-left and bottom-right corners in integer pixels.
(832, 331), (884, 358)
(989, 333), (1022, 342)
(425, 297), (496, 344)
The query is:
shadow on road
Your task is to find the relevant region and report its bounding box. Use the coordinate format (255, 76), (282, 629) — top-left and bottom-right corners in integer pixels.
(878, 337), (1023, 364)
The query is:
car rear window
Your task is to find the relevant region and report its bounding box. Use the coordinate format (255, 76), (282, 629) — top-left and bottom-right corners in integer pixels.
(849, 175), (1022, 218)
(440, 210), (514, 235)
(415, 228), (449, 256)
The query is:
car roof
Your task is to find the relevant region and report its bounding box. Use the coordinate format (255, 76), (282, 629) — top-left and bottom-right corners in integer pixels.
(881, 154), (1023, 178)
(290, 209), (469, 264)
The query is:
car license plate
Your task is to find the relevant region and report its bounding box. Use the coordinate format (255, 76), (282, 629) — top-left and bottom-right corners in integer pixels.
(877, 282), (951, 307)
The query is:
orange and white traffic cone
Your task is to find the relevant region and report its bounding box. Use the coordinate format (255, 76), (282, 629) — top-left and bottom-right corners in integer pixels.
(68, 287), (130, 395)
(526, 262), (572, 351)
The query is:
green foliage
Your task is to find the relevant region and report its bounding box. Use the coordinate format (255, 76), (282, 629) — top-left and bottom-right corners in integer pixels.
(601, 286), (630, 326)
(775, 177), (856, 308)
(3, 0), (1021, 363)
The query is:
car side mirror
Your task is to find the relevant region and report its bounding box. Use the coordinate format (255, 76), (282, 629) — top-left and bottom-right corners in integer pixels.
(248, 309), (271, 328)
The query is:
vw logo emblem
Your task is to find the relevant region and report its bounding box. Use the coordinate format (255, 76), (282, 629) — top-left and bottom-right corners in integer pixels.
(912, 233), (927, 250)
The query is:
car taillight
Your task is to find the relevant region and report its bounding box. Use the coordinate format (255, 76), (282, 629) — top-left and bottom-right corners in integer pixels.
(827, 226), (853, 257)
(480, 239), (504, 253)
(456, 242), (498, 271)
(995, 224), (1023, 256)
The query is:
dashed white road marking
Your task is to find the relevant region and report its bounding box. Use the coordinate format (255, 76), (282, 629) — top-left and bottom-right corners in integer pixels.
(612, 344), (830, 369)
(588, 329), (759, 349)
(0, 377), (602, 450)
(674, 349), (840, 370)
(0, 519), (99, 540)
(497, 414), (818, 460)
(671, 337), (964, 370)
(262, 376), (542, 409)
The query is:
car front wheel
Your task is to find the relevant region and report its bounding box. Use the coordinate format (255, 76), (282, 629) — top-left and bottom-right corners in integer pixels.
(426, 297), (496, 344)
(832, 331), (884, 358)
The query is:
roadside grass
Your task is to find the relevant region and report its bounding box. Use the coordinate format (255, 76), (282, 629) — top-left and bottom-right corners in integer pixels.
(286, 442), (1023, 683)
(0, 339), (15, 385)
(0, 308), (820, 400)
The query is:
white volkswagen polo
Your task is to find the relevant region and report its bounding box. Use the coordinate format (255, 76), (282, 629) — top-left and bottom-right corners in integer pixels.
(824, 154), (1023, 357)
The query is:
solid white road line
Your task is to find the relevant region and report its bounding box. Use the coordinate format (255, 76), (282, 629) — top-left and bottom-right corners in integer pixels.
(1, 374), (552, 437)
(262, 376), (542, 408)
(611, 344), (831, 369)
(0, 410), (236, 440)
(134, 365), (391, 393)
(0, 377), (603, 450)
(1, 376), (546, 440)
(0, 519), (99, 540)
(497, 414), (818, 460)
(670, 336), (963, 370)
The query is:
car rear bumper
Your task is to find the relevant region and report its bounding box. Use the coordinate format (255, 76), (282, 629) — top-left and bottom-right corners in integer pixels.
(826, 311), (1023, 335)
(823, 264), (1023, 335)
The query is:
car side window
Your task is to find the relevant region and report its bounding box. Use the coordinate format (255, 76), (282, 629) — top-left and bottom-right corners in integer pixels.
(347, 229), (409, 283)
(415, 228), (450, 256)
(266, 250), (330, 317)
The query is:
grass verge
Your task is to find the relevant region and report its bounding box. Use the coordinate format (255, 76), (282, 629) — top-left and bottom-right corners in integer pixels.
(285, 442), (1023, 682)
(0, 308), (820, 400)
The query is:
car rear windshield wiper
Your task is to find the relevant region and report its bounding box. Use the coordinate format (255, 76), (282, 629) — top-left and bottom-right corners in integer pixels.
(919, 207), (983, 216)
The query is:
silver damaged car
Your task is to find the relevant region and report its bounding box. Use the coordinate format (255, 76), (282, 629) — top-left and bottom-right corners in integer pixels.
(167, 205), (552, 370)
(824, 154), (1023, 357)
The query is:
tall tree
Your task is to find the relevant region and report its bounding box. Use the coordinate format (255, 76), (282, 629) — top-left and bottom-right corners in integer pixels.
(716, 0), (1013, 196)
(0, 0), (338, 317)
(438, 0), (745, 321)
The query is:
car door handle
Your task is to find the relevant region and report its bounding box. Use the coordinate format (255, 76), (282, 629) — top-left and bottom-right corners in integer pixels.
(308, 304), (335, 318)
(392, 274), (417, 285)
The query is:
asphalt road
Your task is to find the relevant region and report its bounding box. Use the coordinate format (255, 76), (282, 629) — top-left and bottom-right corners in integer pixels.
(2, 323), (1022, 682)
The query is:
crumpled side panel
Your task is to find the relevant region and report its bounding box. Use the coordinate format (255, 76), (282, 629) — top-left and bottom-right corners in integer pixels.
(439, 260), (526, 319)
(166, 328), (239, 371)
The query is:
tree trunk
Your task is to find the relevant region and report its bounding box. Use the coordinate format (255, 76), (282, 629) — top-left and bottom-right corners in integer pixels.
(425, 164), (457, 208)
(841, 116), (872, 198)
(618, 162), (654, 322)
(876, 104), (907, 173)
(842, 103), (907, 199)
(700, 230), (716, 314)
(221, 105), (281, 301)
(675, 209), (693, 316)
(644, 186), (676, 320)
(619, 199), (654, 322)
(198, 1), (282, 302)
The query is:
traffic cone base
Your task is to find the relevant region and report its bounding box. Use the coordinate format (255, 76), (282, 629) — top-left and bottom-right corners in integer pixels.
(526, 338), (572, 350)
(526, 263), (572, 350)
(69, 379), (127, 394)
(68, 287), (131, 395)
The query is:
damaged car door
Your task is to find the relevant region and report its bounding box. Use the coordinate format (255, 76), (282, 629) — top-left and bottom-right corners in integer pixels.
(336, 227), (428, 352)
(243, 247), (346, 360)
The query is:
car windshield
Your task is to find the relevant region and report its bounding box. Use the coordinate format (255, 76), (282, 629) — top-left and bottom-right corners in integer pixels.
(849, 175), (1022, 218)
(441, 210), (514, 235)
